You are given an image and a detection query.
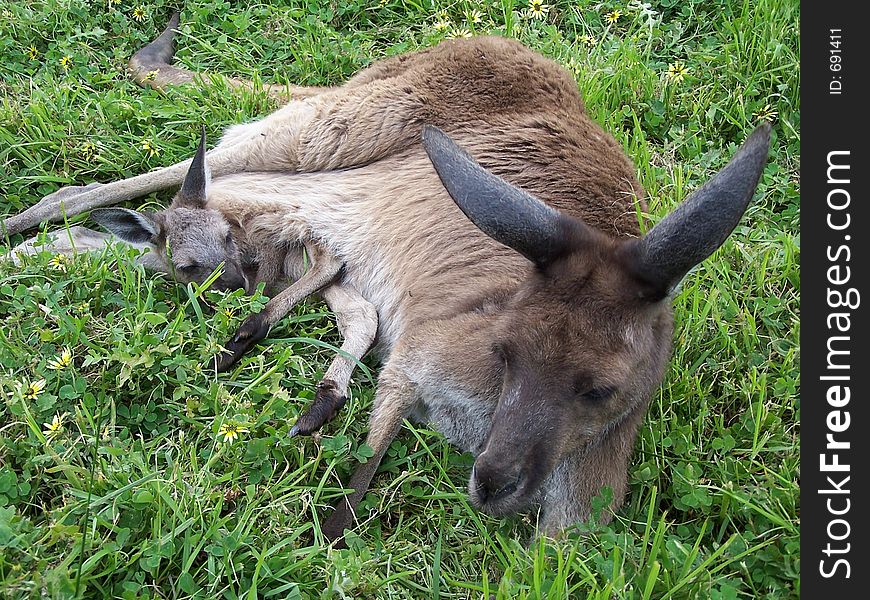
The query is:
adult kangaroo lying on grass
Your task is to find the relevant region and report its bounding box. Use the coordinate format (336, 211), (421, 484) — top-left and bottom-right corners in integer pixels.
(2, 14), (770, 542)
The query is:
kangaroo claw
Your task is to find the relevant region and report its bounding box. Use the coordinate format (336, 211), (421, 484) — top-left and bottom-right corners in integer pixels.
(290, 380), (348, 437)
(215, 312), (271, 371)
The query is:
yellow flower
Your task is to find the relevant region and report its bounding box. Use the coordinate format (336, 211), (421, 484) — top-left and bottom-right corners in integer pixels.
(446, 28), (472, 39)
(666, 60), (689, 83)
(753, 103), (778, 123)
(434, 19), (450, 32)
(468, 9), (483, 25)
(144, 69), (159, 81)
(27, 45), (39, 60)
(218, 422), (249, 443)
(580, 34), (597, 47)
(23, 378), (47, 401)
(141, 139), (159, 157)
(132, 6), (146, 22)
(43, 413), (65, 441)
(47, 348), (73, 371)
(528, 0), (549, 20)
(59, 55), (72, 70)
(48, 253), (70, 271)
(605, 10), (622, 24)
(80, 141), (97, 161)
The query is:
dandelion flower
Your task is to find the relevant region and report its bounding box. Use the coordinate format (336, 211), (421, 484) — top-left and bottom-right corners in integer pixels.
(434, 19), (450, 33)
(144, 69), (159, 81)
(468, 9), (484, 25)
(141, 139), (159, 157)
(605, 10), (622, 24)
(47, 348), (74, 371)
(23, 379), (47, 401)
(580, 34), (597, 47)
(528, 0), (549, 20)
(218, 422), (249, 443)
(59, 55), (72, 70)
(446, 28), (472, 39)
(28, 45), (39, 60)
(666, 60), (689, 83)
(753, 103), (778, 123)
(80, 141), (97, 162)
(43, 413), (65, 441)
(48, 254), (70, 272)
(132, 6), (146, 22)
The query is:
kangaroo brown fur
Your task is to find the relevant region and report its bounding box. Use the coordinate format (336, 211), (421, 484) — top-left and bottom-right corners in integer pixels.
(1, 14), (770, 544)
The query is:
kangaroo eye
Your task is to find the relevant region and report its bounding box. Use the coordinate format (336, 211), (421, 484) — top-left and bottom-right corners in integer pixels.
(177, 263), (199, 273)
(572, 375), (614, 402)
(225, 232), (233, 245)
(583, 386), (615, 403)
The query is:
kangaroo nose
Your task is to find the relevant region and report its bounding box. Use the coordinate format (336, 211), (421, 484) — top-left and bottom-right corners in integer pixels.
(472, 453), (521, 505)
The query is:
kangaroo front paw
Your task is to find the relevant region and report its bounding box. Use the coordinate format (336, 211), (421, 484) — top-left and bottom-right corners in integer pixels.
(289, 380), (348, 437)
(215, 312), (271, 372)
(321, 500), (354, 547)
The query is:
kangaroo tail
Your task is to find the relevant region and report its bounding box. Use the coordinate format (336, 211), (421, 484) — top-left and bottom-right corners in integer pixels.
(128, 13), (324, 101)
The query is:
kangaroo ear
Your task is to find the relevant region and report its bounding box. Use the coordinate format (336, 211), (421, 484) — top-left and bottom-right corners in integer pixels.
(624, 123), (771, 299)
(175, 126), (210, 208)
(422, 125), (590, 268)
(91, 208), (162, 244)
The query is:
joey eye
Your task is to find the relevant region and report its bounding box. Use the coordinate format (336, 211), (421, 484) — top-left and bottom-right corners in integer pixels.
(225, 232), (233, 245)
(177, 263), (199, 273)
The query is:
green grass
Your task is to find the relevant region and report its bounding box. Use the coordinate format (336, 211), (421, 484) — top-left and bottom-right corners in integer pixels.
(0, 1), (799, 598)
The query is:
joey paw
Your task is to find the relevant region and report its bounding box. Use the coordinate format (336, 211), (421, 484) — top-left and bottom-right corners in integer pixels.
(289, 380), (348, 437)
(214, 312), (271, 372)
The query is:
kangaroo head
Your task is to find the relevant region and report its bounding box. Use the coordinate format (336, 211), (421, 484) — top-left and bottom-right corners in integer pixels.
(422, 124), (770, 517)
(91, 130), (248, 291)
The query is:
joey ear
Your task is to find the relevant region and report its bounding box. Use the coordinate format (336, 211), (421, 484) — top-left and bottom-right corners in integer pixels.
(175, 126), (210, 208)
(624, 123), (771, 299)
(422, 125), (589, 268)
(90, 208), (162, 244)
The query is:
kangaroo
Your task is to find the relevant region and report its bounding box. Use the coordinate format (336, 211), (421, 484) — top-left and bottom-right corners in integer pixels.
(9, 130), (377, 438)
(2, 15), (770, 542)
